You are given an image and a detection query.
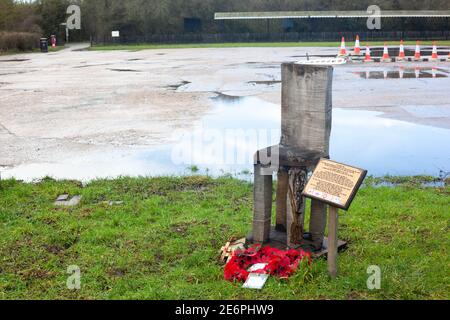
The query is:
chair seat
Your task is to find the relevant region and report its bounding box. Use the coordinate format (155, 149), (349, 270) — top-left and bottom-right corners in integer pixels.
(254, 144), (327, 169)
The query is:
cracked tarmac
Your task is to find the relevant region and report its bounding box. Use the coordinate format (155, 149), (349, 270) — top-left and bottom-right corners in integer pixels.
(1, 43), (449, 180)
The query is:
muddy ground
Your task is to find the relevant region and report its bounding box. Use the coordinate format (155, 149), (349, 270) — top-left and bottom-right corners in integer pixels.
(0, 44), (449, 175)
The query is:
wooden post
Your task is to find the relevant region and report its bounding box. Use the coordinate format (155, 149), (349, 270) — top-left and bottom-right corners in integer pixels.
(327, 205), (339, 278)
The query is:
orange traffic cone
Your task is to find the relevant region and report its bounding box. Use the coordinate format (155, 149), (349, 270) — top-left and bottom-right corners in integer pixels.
(338, 37), (347, 57)
(414, 41), (421, 61)
(397, 40), (406, 61)
(430, 41), (439, 61)
(364, 46), (373, 62)
(381, 42), (391, 62)
(353, 35), (361, 55)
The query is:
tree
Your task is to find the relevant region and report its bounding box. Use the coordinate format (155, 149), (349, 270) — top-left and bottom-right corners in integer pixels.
(38, 0), (70, 36)
(0, 0), (15, 30)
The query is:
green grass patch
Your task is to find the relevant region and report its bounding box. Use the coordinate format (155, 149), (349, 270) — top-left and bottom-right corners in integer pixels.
(89, 41), (450, 51)
(0, 176), (448, 300)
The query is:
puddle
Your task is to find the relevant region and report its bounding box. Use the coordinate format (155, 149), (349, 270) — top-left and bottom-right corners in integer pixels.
(226, 62), (279, 69)
(353, 67), (449, 79)
(248, 80), (281, 86)
(212, 92), (245, 102)
(0, 70), (36, 76)
(367, 180), (446, 188)
(291, 54), (336, 58)
(167, 80), (191, 91)
(108, 68), (142, 72)
(0, 58), (30, 62)
(369, 47), (449, 57)
(3, 97), (449, 182)
(73, 63), (114, 69)
(401, 105), (450, 118)
(331, 109), (450, 176)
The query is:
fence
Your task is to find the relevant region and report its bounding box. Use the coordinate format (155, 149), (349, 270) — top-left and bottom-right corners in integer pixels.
(96, 30), (450, 45)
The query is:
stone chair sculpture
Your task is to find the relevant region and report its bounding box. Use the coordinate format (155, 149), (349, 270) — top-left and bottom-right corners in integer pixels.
(249, 63), (333, 251)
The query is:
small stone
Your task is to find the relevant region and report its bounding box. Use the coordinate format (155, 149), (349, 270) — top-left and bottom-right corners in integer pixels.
(54, 195), (82, 207)
(56, 194), (69, 202)
(108, 201), (124, 206)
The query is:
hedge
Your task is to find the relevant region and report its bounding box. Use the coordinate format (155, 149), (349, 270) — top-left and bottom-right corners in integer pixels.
(0, 32), (41, 53)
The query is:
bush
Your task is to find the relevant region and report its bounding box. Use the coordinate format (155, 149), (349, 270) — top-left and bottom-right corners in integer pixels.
(0, 32), (40, 53)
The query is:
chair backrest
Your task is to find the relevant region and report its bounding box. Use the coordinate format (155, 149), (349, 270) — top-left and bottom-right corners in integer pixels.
(280, 63), (333, 157)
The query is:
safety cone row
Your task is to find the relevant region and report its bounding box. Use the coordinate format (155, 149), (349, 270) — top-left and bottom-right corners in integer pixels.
(338, 37), (450, 62)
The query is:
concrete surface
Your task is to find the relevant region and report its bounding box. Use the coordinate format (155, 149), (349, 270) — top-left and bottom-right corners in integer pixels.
(1, 45), (449, 179)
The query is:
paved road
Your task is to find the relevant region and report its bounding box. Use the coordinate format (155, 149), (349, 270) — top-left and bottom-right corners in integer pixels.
(0, 45), (449, 180)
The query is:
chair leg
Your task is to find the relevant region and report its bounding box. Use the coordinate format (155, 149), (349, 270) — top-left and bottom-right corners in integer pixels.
(275, 169), (288, 232)
(252, 164), (273, 243)
(309, 199), (327, 250)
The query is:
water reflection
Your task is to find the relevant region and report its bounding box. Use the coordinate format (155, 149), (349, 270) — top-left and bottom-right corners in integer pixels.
(330, 109), (450, 176)
(354, 67), (448, 79)
(3, 97), (449, 181)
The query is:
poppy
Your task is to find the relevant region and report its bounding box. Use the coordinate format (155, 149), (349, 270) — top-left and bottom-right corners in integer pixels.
(224, 246), (310, 282)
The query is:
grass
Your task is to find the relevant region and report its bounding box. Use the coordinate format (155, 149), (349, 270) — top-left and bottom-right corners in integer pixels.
(0, 176), (448, 300)
(89, 40), (450, 51)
